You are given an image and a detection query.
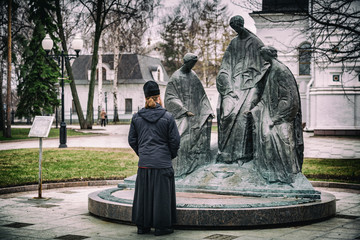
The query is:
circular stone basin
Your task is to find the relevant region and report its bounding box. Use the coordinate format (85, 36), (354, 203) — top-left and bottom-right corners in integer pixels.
(88, 187), (336, 227)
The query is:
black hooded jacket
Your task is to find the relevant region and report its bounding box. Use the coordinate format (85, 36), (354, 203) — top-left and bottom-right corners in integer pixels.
(128, 104), (180, 168)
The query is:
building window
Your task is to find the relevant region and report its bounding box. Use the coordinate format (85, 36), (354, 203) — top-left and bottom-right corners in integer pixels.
(103, 67), (106, 81)
(96, 67), (107, 81)
(333, 75), (340, 82)
(125, 99), (132, 114)
(299, 43), (311, 76)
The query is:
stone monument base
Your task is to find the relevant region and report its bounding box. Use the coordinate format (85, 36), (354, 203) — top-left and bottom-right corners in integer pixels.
(88, 182), (336, 227)
(176, 162), (321, 199)
(122, 162), (321, 199)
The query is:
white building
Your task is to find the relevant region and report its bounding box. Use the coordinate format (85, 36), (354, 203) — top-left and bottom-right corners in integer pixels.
(250, 0), (360, 136)
(64, 54), (169, 123)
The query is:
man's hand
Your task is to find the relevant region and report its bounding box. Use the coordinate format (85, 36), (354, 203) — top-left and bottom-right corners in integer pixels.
(186, 111), (195, 117)
(229, 91), (238, 100)
(223, 96), (235, 117)
(269, 120), (274, 129)
(243, 110), (251, 116)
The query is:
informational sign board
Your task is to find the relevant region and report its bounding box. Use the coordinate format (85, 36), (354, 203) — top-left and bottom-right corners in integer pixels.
(28, 116), (53, 199)
(28, 116), (54, 138)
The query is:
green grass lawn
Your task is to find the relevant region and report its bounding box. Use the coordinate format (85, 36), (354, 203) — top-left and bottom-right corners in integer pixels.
(0, 128), (93, 141)
(0, 147), (359, 188)
(302, 158), (360, 183)
(0, 148), (138, 187)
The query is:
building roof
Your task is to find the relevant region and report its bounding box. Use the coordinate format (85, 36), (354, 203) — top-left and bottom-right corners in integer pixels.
(253, 0), (308, 14)
(71, 53), (169, 85)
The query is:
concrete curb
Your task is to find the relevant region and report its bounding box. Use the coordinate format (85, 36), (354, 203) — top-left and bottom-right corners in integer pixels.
(0, 180), (120, 195)
(0, 180), (359, 195)
(310, 181), (360, 190)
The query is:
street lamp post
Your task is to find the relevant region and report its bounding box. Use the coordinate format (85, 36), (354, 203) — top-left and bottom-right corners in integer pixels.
(42, 34), (83, 148)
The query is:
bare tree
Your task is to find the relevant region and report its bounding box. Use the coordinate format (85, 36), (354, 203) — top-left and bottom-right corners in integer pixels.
(1, 0), (31, 134)
(307, 0), (360, 70)
(160, 0), (231, 86)
(54, 0), (87, 128)
(232, 0), (360, 71)
(98, 1), (159, 122)
(6, 0), (12, 138)
(198, 0), (230, 87)
(112, 38), (119, 122)
(78, 0), (159, 129)
(0, 60), (5, 132)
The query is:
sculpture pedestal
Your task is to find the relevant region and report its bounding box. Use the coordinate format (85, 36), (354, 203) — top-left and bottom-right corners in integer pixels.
(88, 182), (336, 227)
(122, 162), (321, 199)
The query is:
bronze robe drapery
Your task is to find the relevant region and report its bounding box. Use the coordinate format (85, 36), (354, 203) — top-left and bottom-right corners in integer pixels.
(251, 59), (304, 184)
(165, 69), (213, 177)
(216, 31), (268, 163)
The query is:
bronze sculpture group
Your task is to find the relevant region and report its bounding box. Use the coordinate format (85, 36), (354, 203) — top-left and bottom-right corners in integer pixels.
(165, 15), (306, 187)
(165, 53), (214, 177)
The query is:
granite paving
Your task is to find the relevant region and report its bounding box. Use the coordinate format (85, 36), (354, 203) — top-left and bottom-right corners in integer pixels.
(0, 125), (359, 239)
(0, 186), (359, 239)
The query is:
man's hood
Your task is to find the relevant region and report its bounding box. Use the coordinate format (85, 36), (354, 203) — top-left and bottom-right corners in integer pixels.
(138, 105), (167, 123)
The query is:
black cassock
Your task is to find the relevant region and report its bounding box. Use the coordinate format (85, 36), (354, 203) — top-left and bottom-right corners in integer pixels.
(132, 167), (177, 229)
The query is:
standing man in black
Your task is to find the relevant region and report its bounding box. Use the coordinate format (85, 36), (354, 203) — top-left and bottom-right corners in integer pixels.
(128, 81), (180, 236)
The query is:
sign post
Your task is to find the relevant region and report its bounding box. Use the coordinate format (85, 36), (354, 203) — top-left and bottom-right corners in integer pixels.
(28, 116), (54, 199)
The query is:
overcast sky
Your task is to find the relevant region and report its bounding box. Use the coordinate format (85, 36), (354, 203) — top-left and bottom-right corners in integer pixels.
(148, 0), (256, 43)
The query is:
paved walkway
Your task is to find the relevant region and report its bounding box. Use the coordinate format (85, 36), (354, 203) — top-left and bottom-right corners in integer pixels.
(0, 185), (359, 239)
(1, 125), (360, 159)
(0, 125), (359, 239)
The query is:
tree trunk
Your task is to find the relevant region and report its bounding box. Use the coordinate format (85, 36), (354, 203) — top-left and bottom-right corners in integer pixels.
(113, 43), (119, 122)
(0, 59), (5, 133)
(55, 0), (86, 129)
(5, 0), (12, 138)
(85, 3), (103, 129)
(67, 62), (86, 128)
(97, 41), (103, 124)
(113, 35), (120, 123)
(205, 27), (210, 88)
(202, 57), (207, 87)
(85, 42), (99, 129)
